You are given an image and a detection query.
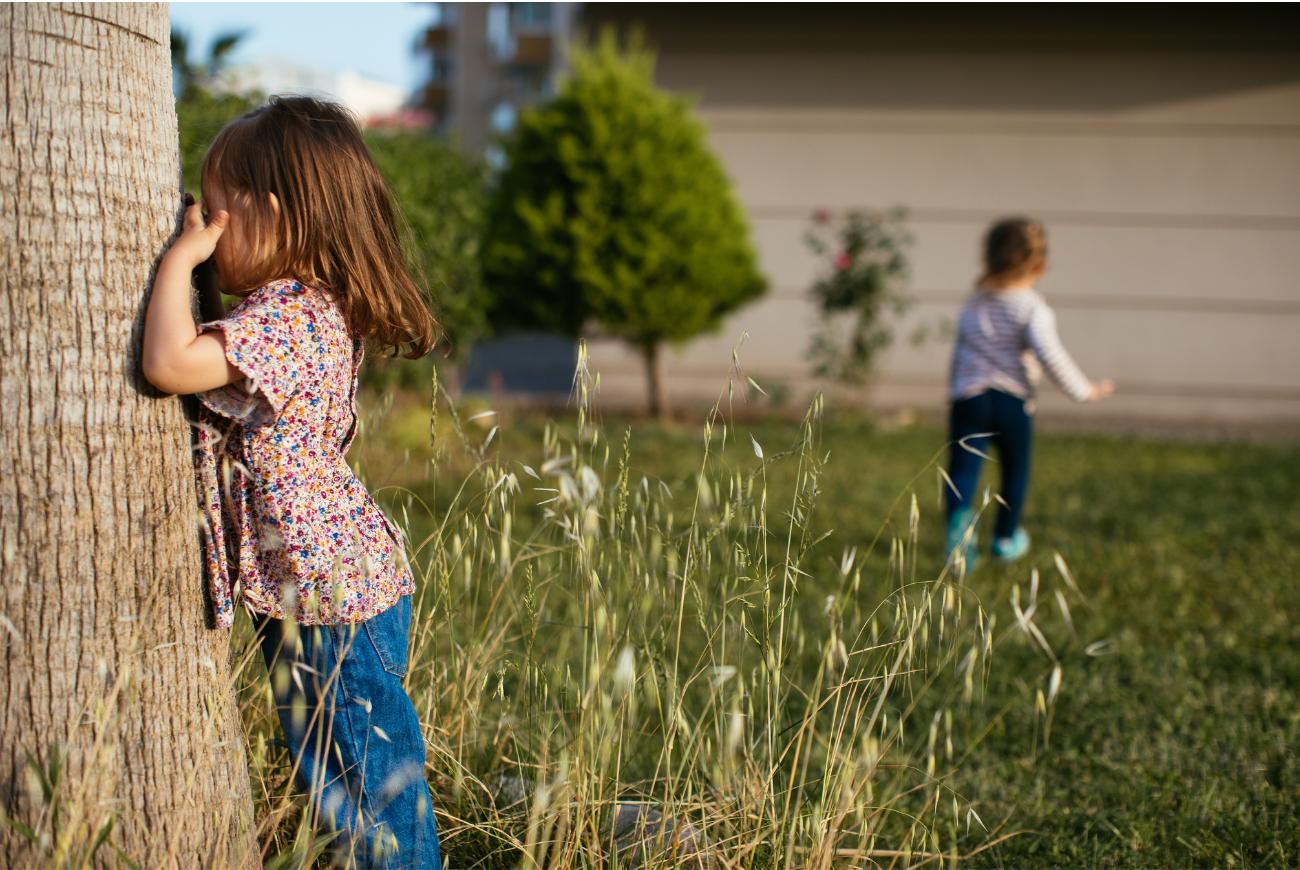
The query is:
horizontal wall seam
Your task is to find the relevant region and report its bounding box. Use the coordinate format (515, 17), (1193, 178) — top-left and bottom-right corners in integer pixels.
(586, 364), (1300, 400)
(760, 285), (1300, 314)
(703, 116), (1300, 140)
(745, 205), (1300, 231)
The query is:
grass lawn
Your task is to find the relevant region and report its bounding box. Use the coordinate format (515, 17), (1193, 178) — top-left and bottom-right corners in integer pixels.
(349, 391), (1300, 867)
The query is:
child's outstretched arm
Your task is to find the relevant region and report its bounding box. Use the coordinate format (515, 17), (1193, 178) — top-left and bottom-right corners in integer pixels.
(1026, 304), (1114, 402)
(142, 199), (243, 395)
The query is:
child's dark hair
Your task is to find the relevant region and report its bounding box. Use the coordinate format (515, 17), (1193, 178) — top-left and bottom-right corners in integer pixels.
(201, 95), (439, 358)
(980, 217), (1048, 288)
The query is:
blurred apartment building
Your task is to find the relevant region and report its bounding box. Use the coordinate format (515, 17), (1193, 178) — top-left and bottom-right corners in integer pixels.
(433, 3), (1300, 430)
(419, 2), (575, 155)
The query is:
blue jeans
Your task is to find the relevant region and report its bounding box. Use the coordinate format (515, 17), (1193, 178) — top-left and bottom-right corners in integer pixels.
(946, 389), (1032, 540)
(258, 596), (442, 868)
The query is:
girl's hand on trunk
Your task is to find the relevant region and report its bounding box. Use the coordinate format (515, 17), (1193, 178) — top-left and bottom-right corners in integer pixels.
(166, 194), (228, 270)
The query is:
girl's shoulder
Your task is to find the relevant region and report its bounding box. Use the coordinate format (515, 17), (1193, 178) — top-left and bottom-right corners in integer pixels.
(231, 279), (341, 321)
(225, 278), (303, 316)
(222, 279), (352, 355)
(244, 277), (313, 306)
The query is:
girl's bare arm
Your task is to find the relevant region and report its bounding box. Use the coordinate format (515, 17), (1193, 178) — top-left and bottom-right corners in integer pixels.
(142, 201), (244, 395)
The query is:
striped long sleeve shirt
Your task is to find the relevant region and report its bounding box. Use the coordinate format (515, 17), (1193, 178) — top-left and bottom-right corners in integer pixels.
(949, 288), (1093, 404)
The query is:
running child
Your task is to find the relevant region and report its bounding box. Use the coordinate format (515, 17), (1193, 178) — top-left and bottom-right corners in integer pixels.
(945, 218), (1114, 565)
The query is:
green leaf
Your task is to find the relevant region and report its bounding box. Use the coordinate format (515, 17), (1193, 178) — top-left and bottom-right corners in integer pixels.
(90, 814), (115, 861)
(0, 810), (38, 845)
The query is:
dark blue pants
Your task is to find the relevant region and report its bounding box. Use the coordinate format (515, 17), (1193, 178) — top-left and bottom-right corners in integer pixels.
(258, 596), (441, 868)
(946, 390), (1032, 541)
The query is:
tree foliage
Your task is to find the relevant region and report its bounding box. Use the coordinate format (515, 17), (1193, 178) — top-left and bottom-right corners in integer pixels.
(176, 89), (260, 193)
(483, 32), (766, 413)
(171, 27), (247, 101)
(365, 131), (489, 359)
(172, 29), (261, 192)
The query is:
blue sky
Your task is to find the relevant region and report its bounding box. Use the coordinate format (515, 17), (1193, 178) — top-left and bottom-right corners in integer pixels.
(169, 2), (436, 95)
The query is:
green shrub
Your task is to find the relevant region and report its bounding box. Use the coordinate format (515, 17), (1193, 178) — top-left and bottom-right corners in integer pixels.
(484, 32), (766, 416)
(176, 88), (259, 194)
(365, 130), (489, 361)
(805, 208), (913, 384)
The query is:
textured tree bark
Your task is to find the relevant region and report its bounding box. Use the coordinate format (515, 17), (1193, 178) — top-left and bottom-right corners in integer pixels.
(0, 4), (257, 865)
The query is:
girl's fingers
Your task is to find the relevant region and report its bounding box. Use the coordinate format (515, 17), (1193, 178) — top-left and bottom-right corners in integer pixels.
(204, 210), (230, 239)
(183, 202), (205, 230)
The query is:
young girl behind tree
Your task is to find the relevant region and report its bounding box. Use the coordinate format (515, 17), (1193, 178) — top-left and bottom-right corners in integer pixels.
(143, 96), (441, 868)
(945, 218), (1115, 566)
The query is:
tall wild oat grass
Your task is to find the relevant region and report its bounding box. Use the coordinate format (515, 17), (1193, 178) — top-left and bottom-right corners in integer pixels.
(241, 343), (1077, 868)
(12, 343), (1079, 867)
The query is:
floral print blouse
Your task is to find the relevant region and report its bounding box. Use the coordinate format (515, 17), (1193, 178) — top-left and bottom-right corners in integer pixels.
(194, 279), (412, 628)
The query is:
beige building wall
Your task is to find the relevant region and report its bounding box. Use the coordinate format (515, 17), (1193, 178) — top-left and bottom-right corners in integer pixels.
(581, 7), (1300, 428)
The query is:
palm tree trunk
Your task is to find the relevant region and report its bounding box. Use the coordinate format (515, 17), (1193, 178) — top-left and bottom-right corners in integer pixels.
(0, 4), (258, 864)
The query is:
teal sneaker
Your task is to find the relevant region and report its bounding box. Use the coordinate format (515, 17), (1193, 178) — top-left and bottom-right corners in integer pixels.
(945, 508), (978, 571)
(991, 528), (1031, 563)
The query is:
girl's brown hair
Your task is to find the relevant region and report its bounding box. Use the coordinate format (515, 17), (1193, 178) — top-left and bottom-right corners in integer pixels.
(201, 95), (439, 358)
(979, 217), (1048, 289)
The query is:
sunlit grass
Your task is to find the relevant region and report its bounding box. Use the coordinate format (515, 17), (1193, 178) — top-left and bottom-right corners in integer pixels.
(341, 347), (1300, 867)
(9, 345), (1296, 867)
(225, 344), (1083, 868)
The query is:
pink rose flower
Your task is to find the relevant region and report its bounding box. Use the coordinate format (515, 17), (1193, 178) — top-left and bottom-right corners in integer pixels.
(834, 251), (852, 270)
